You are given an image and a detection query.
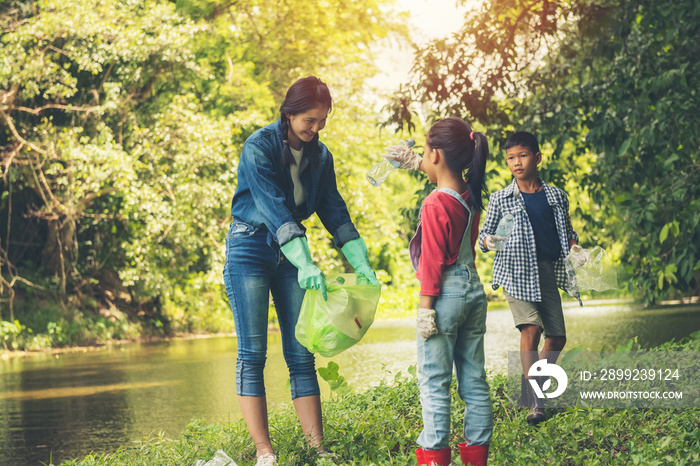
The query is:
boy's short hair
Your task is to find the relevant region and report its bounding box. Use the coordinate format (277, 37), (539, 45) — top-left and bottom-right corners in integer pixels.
(505, 131), (540, 155)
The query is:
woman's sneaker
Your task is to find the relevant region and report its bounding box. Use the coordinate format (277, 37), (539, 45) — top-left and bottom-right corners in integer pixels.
(255, 453), (278, 466)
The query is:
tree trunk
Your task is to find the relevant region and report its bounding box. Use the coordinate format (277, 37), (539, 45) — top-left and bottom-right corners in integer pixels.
(41, 217), (77, 294)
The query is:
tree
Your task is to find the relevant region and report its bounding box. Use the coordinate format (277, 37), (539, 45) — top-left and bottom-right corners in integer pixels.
(174, 0), (409, 111)
(0, 0), (205, 321)
(384, 0), (700, 303)
(0, 0), (417, 346)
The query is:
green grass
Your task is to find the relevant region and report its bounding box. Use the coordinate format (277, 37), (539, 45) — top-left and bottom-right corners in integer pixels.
(55, 335), (700, 466)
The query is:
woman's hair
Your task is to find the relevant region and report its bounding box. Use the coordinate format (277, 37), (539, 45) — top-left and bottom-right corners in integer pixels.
(426, 117), (489, 211)
(505, 131), (540, 155)
(279, 76), (333, 167)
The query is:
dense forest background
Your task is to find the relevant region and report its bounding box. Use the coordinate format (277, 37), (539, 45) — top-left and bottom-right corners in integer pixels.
(1, 0), (698, 350)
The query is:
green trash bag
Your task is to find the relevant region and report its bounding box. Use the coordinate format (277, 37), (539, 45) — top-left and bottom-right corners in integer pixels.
(295, 274), (382, 357)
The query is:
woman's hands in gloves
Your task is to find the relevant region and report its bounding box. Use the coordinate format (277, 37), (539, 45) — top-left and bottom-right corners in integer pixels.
(282, 236), (379, 301)
(341, 238), (380, 285)
(280, 237), (327, 300)
(382, 140), (422, 170)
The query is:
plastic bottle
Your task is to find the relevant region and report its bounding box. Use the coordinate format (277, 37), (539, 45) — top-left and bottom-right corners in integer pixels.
(193, 449), (237, 466)
(495, 213), (514, 251)
(366, 138), (415, 187)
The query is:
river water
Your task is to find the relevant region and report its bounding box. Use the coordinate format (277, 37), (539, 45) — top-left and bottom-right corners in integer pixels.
(1, 299), (698, 465)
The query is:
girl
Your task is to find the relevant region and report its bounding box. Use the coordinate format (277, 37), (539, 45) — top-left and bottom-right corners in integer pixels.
(383, 118), (492, 466)
(223, 76), (378, 465)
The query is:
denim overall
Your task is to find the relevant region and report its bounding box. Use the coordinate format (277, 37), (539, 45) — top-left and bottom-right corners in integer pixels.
(411, 189), (493, 449)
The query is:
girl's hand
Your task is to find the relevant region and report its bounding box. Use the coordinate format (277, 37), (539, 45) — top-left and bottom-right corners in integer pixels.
(383, 140), (422, 170)
(417, 308), (438, 341)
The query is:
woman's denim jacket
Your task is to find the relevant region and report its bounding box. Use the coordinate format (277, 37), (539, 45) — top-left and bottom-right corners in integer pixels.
(230, 119), (359, 248)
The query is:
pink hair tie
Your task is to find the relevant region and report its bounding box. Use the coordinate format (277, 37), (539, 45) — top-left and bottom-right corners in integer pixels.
(470, 132), (475, 141)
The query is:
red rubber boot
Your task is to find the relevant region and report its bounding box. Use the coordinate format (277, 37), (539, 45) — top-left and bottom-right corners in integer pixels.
(458, 443), (489, 466)
(416, 448), (425, 464)
(416, 447), (452, 465)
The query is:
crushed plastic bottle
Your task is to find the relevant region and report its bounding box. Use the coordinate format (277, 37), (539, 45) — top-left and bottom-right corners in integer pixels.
(193, 449), (238, 466)
(494, 213), (514, 250)
(367, 138), (415, 187)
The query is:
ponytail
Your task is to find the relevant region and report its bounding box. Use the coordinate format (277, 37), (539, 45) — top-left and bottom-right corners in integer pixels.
(466, 131), (488, 211)
(425, 118), (490, 211)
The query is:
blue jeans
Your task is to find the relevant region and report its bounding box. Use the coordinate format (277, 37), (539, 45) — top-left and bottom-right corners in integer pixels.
(417, 265), (493, 449)
(223, 220), (320, 399)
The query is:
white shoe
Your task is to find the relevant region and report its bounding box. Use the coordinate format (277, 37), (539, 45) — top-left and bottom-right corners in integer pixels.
(316, 450), (337, 465)
(255, 453), (278, 466)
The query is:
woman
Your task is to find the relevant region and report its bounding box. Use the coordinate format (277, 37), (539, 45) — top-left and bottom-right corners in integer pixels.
(223, 76), (378, 465)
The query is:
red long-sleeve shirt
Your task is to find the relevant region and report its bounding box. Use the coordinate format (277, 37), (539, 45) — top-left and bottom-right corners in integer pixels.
(416, 190), (480, 296)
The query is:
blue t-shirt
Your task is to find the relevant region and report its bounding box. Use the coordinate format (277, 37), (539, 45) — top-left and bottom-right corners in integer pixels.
(521, 190), (561, 261)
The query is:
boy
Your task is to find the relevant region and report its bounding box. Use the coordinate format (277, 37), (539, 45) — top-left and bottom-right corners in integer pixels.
(478, 131), (586, 425)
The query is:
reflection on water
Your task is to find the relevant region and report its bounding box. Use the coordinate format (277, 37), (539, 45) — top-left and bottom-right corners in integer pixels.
(0, 300), (698, 465)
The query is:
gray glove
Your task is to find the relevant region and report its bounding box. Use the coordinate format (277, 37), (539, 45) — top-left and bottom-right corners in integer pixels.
(485, 235), (507, 251)
(569, 245), (590, 267)
(417, 308), (438, 341)
(382, 140), (422, 170)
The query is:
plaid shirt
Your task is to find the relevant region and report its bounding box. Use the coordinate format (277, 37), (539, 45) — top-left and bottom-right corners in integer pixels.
(478, 178), (580, 303)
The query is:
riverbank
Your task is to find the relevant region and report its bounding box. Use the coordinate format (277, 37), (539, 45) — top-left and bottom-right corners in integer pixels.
(53, 333), (700, 466)
(0, 290), (644, 360)
(0, 331), (237, 360)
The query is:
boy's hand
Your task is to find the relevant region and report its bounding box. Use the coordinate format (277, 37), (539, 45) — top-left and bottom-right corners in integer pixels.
(382, 140), (422, 170)
(569, 244), (590, 267)
(417, 308), (438, 341)
(484, 234), (507, 251)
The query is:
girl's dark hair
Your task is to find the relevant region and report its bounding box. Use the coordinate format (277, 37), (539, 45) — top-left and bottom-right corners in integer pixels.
(279, 76), (333, 167)
(426, 117), (489, 211)
(505, 131), (540, 155)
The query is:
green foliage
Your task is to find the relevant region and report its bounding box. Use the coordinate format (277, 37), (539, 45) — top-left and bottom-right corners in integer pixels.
(174, 0), (410, 104)
(317, 360), (352, 397)
(54, 419), (254, 466)
(0, 0), (416, 346)
(6, 296), (143, 350)
(307, 96), (423, 286)
(55, 336), (700, 465)
(161, 269), (234, 334)
(521, 0), (700, 304)
(374, 282), (421, 319)
(0, 318), (23, 349)
(1, 0), (209, 316)
(384, 0), (700, 304)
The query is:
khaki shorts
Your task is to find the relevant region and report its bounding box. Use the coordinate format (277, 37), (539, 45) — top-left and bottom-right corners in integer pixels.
(503, 260), (566, 337)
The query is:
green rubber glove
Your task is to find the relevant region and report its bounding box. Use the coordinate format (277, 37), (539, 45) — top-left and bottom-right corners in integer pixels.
(280, 237), (327, 300)
(341, 238), (380, 285)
